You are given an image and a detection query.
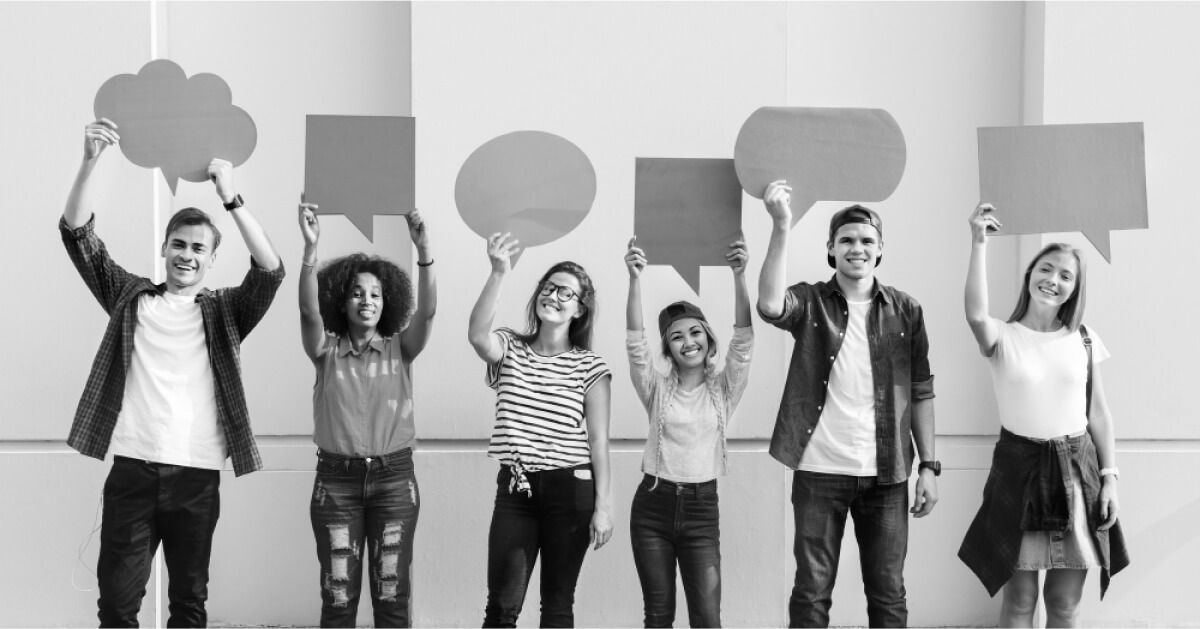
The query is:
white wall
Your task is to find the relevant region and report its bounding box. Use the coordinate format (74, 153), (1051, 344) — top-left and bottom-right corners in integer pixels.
(2, 1), (1198, 627)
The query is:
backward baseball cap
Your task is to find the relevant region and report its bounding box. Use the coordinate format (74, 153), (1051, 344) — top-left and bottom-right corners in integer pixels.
(827, 204), (883, 268)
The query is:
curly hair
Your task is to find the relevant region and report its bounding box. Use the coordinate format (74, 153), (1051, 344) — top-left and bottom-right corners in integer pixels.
(505, 261), (598, 351)
(317, 253), (414, 337)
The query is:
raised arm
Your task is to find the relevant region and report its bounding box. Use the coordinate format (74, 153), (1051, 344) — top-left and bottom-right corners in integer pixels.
(64, 119), (120, 228)
(727, 238), (751, 328)
(1086, 366), (1120, 530)
(208, 158), (281, 271)
(401, 210), (437, 360)
(585, 375), (614, 550)
(757, 180), (793, 319)
(297, 197), (325, 363)
(468, 232), (519, 364)
(624, 236), (646, 332)
(965, 203), (1002, 356)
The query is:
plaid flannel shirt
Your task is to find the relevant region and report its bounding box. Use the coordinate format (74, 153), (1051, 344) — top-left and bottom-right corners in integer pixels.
(60, 215), (285, 476)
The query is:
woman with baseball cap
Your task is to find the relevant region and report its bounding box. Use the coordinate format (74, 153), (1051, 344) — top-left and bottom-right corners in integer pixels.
(622, 235), (754, 628)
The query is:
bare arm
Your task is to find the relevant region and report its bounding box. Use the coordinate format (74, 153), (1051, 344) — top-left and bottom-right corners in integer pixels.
(625, 236), (646, 332)
(297, 198), (325, 363)
(64, 119), (120, 228)
(757, 180), (793, 319)
(401, 210), (437, 360)
(208, 159), (281, 271)
(910, 397), (939, 518)
(585, 375), (614, 550)
(468, 232), (519, 364)
(1086, 366), (1120, 530)
(965, 203), (1002, 355)
(727, 239), (751, 328)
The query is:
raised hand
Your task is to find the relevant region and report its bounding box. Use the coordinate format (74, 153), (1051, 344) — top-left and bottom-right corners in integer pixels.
(726, 239), (749, 275)
(763, 179), (793, 225)
(625, 236), (647, 278)
(404, 209), (431, 254)
(969, 203), (1002, 243)
(486, 232), (520, 274)
(207, 158), (237, 204)
(83, 119), (120, 162)
(298, 194), (320, 248)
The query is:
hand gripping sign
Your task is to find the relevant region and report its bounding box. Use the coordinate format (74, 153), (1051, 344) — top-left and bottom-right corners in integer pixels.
(455, 131), (596, 266)
(633, 158), (743, 294)
(94, 59), (256, 194)
(733, 107), (907, 224)
(977, 122), (1148, 262)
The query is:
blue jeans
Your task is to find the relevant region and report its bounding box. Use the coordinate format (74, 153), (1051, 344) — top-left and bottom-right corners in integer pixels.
(630, 475), (721, 628)
(310, 448), (420, 628)
(97, 456), (220, 628)
(483, 464), (594, 628)
(789, 471), (908, 628)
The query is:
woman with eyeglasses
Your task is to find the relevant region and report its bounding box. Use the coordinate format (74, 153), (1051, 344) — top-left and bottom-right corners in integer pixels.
(468, 231), (614, 628)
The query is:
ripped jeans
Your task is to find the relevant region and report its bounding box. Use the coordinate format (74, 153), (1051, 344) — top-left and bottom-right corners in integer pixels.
(310, 448), (420, 628)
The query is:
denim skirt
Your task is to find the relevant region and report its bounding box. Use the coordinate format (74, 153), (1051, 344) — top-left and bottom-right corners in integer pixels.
(1015, 475), (1101, 571)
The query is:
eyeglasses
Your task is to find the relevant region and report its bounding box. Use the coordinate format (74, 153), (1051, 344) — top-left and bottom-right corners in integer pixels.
(539, 281), (580, 303)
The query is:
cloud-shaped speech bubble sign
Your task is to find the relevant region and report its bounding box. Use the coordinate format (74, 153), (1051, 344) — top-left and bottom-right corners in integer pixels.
(304, 115), (415, 241)
(978, 123), (1147, 263)
(94, 59), (257, 194)
(455, 131), (596, 265)
(733, 107), (906, 224)
(634, 158), (742, 294)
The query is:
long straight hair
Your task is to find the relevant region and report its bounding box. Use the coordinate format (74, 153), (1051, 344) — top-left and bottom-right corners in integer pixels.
(506, 261), (597, 350)
(1007, 242), (1087, 331)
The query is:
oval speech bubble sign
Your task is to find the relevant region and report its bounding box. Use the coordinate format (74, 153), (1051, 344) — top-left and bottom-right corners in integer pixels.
(455, 131), (596, 265)
(94, 59), (257, 194)
(734, 107), (906, 224)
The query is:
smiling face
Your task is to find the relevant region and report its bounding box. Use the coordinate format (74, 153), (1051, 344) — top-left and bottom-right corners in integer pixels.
(827, 223), (882, 281)
(161, 224), (217, 294)
(1027, 251), (1079, 312)
(535, 271), (584, 325)
(664, 317), (711, 371)
(343, 272), (383, 332)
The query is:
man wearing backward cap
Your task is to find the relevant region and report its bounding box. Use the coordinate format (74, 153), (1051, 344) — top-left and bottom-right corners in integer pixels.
(757, 180), (938, 628)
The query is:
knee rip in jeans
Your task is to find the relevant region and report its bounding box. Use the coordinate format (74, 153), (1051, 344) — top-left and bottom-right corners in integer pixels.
(324, 524), (359, 608)
(371, 520), (405, 603)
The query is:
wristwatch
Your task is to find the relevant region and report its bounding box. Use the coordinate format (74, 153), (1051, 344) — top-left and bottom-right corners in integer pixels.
(223, 194), (245, 211)
(918, 460), (942, 476)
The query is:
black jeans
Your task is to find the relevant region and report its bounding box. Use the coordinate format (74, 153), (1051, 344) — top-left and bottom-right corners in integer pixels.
(310, 448), (420, 628)
(97, 456), (221, 628)
(789, 471), (908, 628)
(483, 464), (594, 628)
(630, 475), (721, 628)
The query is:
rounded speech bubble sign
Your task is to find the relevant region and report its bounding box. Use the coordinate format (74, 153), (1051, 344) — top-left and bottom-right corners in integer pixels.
(455, 131), (596, 265)
(94, 59), (257, 194)
(734, 107), (906, 224)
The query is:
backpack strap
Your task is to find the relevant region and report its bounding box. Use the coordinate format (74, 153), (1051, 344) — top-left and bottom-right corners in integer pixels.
(1080, 324), (1093, 417)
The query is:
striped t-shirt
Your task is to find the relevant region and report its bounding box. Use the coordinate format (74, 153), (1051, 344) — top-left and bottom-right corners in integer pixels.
(486, 329), (611, 471)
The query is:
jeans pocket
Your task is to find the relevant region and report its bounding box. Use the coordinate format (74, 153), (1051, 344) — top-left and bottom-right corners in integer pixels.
(316, 456), (348, 475)
(575, 478), (596, 513)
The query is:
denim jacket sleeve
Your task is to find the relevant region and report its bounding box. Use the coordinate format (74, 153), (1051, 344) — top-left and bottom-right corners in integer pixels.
(907, 300), (935, 400)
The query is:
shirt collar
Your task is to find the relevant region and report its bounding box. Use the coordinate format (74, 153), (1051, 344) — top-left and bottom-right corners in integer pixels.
(820, 274), (892, 306)
(337, 333), (386, 357)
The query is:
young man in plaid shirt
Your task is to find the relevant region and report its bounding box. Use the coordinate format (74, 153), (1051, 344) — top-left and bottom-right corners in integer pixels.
(61, 119), (284, 627)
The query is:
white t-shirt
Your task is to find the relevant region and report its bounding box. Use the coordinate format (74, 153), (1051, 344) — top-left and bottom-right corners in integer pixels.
(800, 299), (877, 476)
(989, 321), (1110, 440)
(110, 292), (227, 469)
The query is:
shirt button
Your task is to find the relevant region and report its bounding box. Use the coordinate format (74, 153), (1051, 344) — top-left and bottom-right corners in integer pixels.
(806, 428), (813, 434)
(816, 404), (822, 410)
(829, 356), (835, 360)
(843, 311), (848, 315)
(900, 332), (905, 337)
(839, 332), (844, 337)
(823, 380), (828, 385)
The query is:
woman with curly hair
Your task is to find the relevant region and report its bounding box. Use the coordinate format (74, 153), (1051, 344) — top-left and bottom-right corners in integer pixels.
(297, 197), (437, 628)
(467, 232), (613, 628)
(958, 203), (1128, 627)
(622, 236), (753, 628)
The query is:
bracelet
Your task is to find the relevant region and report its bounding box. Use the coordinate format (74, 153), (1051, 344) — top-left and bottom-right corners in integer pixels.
(1099, 467), (1120, 480)
(417, 258), (434, 267)
(301, 259), (317, 268)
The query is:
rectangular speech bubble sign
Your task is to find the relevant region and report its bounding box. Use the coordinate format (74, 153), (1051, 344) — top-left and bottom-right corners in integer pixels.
(305, 115), (415, 241)
(978, 122), (1147, 262)
(634, 158), (742, 294)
